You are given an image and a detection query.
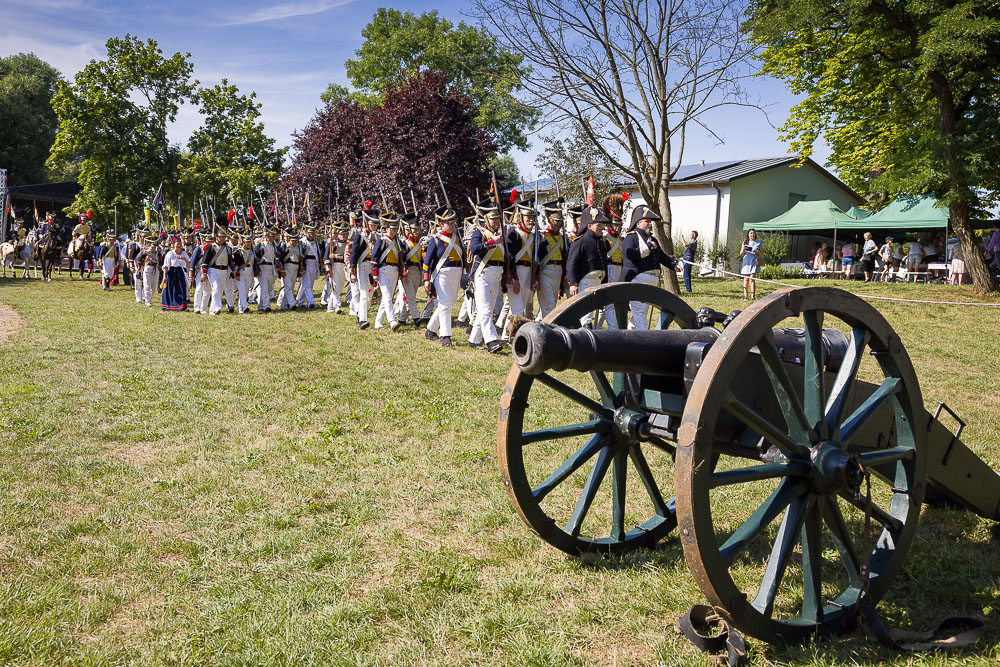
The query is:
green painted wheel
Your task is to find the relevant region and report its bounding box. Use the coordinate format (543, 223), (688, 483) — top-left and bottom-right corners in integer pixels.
(676, 287), (926, 643)
(498, 282), (697, 555)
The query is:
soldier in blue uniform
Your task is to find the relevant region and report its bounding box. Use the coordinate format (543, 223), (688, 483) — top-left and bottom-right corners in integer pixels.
(96, 232), (119, 291)
(535, 199), (569, 319)
(371, 212), (405, 331)
(349, 209), (380, 329)
(422, 206), (465, 347)
(467, 204), (506, 353)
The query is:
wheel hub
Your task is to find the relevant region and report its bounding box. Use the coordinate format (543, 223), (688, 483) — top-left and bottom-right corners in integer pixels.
(809, 441), (864, 496)
(612, 406), (648, 448)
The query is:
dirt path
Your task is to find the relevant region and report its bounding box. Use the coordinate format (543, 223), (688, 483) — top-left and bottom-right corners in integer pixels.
(0, 302), (24, 347)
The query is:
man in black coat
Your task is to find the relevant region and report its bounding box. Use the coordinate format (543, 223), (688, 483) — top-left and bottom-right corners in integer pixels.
(565, 206), (609, 328)
(621, 204), (676, 329)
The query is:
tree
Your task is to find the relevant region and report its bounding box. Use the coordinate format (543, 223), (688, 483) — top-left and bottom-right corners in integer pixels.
(180, 79), (286, 209)
(747, 0), (1000, 293)
(534, 121), (622, 205)
(339, 8), (538, 152)
(47, 35), (196, 225)
(0, 53), (62, 186)
(319, 83), (352, 106)
(490, 154), (521, 192)
(474, 0), (755, 292)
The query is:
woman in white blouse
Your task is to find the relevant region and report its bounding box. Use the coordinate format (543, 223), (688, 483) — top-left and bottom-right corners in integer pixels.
(161, 239), (191, 312)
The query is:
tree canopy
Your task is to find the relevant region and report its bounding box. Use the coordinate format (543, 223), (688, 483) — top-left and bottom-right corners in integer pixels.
(288, 70), (495, 222)
(331, 8), (537, 153)
(748, 0), (1000, 292)
(0, 53), (63, 186)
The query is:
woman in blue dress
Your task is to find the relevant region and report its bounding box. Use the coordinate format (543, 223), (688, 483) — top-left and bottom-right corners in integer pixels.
(160, 238), (190, 312)
(740, 229), (762, 300)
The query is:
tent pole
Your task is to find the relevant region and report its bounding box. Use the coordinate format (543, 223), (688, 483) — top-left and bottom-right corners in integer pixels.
(832, 225), (837, 278)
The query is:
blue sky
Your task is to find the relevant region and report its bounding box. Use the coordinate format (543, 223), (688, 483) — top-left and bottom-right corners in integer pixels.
(1, 0), (828, 177)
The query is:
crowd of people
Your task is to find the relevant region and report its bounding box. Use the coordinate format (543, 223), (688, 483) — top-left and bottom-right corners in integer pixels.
(81, 198), (686, 353)
(807, 224), (1000, 285)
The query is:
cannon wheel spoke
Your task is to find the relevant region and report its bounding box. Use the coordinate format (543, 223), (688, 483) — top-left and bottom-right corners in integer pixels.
(837, 490), (903, 535)
(838, 378), (900, 444)
(751, 495), (808, 617)
(819, 497), (862, 588)
(534, 372), (612, 418)
(723, 392), (803, 460)
(610, 450), (628, 541)
(709, 461), (807, 489)
(800, 497), (824, 623)
(531, 433), (611, 502)
(758, 331), (813, 446)
(521, 419), (608, 446)
(802, 310), (827, 437)
(565, 445), (614, 537)
(719, 478), (807, 565)
(629, 445), (670, 517)
(590, 371), (617, 407)
(824, 326), (869, 437)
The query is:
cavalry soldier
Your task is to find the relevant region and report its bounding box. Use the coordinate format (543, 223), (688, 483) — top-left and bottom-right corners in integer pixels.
(297, 224), (323, 308)
(371, 212), (404, 331)
(395, 213), (424, 326)
(201, 225), (236, 315)
(565, 206), (609, 328)
(254, 226), (280, 312)
(535, 199), (569, 319)
(69, 211), (92, 258)
(621, 205), (677, 329)
(349, 209), (380, 329)
(422, 206), (464, 348)
(136, 234), (161, 308)
(278, 231), (304, 310)
(467, 204), (506, 353)
(96, 232), (119, 291)
(233, 232), (257, 314)
(325, 221), (349, 314)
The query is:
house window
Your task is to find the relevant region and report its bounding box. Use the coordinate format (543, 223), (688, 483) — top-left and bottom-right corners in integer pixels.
(788, 193), (806, 209)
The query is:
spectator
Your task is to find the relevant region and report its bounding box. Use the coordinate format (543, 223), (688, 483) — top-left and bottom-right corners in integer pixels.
(987, 222), (1000, 274)
(861, 231), (877, 281)
(891, 239), (904, 278)
(879, 237), (895, 283)
(739, 229), (762, 300)
(680, 230), (698, 293)
(813, 242), (829, 273)
(949, 240), (966, 285)
(840, 240), (856, 280)
(906, 237), (923, 282)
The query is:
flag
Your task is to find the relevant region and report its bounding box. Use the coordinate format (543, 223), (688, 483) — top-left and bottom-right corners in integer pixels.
(33, 200), (39, 223)
(151, 183), (164, 212)
(586, 174), (595, 207)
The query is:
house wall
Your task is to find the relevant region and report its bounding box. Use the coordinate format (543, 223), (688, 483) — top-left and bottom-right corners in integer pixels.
(622, 184), (730, 244)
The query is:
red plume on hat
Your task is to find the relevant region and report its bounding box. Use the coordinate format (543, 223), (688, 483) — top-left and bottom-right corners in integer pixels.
(364, 200), (373, 210)
(510, 189), (518, 204)
(86, 209), (93, 218)
(622, 192), (629, 202)
(248, 206), (255, 219)
(227, 209), (236, 222)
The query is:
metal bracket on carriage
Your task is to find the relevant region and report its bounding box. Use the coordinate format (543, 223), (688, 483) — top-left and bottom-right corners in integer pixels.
(696, 307), (742, 329)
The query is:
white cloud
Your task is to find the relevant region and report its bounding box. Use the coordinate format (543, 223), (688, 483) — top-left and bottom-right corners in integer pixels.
(0, 32), (103, 80)
(223, 0), (354, 26)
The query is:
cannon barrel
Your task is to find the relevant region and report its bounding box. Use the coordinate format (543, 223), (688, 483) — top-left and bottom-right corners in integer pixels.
(512, 322), (849, 376)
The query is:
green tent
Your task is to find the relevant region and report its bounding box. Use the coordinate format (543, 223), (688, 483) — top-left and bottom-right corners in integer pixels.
(744, 199), (855, 231)
(839, 194), (948, 229)
(846, 206), (871, 219)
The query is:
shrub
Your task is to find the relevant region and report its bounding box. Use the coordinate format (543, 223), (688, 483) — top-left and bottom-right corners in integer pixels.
(757, 264), (804, 281)
(759, 232), (791, 266)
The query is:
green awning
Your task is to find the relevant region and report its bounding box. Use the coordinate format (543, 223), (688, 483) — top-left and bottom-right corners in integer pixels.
(838, 194), (948, 229)
(744, 199), (855, 231)
(846, 206), (871, 219)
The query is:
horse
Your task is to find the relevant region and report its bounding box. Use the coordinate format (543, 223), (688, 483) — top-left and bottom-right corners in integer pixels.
(38, 231), (64, 282)
(68, 235), (95, 280)
(0, 232), (38, 278)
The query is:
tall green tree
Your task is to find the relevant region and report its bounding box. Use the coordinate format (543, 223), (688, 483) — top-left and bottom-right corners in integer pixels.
(748, 0), (1000, 292)
(180, 79), (286, 211)
(331, 8), (538, 152)
(47, 35), (196, 225)
(534, 122), (622, 205)
(0, 53), (62, 186)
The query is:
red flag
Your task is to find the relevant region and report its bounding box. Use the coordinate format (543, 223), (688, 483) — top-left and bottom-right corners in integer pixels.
(34, 200), (39, 222)
(586, 174), (595, 207)
(248, 206), (255, 220)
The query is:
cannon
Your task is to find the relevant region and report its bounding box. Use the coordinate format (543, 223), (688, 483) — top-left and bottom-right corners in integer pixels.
(497, 283), (1000, 644)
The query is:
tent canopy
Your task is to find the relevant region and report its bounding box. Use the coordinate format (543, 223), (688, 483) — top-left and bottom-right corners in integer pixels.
(846, 206), (871, 219)
(839, 194), (948, 229)
(744, 199), (855, 231)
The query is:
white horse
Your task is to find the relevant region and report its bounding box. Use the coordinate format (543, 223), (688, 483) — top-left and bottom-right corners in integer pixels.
(1, 230), (38, 278)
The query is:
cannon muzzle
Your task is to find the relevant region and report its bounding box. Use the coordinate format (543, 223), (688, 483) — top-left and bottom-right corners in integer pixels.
(512, 322), (849, 376)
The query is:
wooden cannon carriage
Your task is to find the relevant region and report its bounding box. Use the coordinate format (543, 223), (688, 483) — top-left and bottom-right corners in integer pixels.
(497, 284), (999, 644)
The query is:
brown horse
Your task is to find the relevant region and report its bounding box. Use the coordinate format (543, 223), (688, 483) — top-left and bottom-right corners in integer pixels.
(38, 232), (64, 282)
(69, 236), (95, 279)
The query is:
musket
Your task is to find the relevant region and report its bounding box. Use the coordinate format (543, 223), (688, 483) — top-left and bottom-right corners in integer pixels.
(398, 191), (408, 215)
(491, 169), (512, 286)
(291, 192), (297, 227)
(378, 186), (390, 213)
(554, 177), (568, 297)
(305, 191), (312, 222)
(257, 191), (270, 227)
(532, 179), (540, 281)
(410, 189), (418, 219)
(436, 171), (451, 208)
(434, 192), (440, 208)
(335, 179), (341, 222)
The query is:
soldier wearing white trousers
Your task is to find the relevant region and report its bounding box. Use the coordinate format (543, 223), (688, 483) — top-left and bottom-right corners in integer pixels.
(422, 208), (464, 346)
(565, 207), (610, 328)
(621, 206), (676, 330)
(371, 215), (404, 330)
(297, 232), (322, 307)
(234, 239), (256, 313)
(395, 219), (424, 324)
(349, 213), (380, 328)
(255, 231), (280, 311)
(327, 262), (346, 312)
(279, 237), (303, 310)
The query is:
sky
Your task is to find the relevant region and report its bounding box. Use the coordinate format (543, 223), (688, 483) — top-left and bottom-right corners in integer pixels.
(0, 0), (829, 178)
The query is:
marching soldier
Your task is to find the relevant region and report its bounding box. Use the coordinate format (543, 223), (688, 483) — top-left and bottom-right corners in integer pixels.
(371, 212), (404, 330)
(136, 235), (161, 308)
(422, 206), (464, 347)
(297, 225), (323, 308)
(346, 212), (362, 317)
(495, 200), (536, 342)
(621, 205), (677, 329)
(565, 207), (609, 328)
(395, 213), (424, 325)
(467, 204), (506, 353)
(254, 226), (280, 312)
(325, 221), (349, 314)
(189, 233), (211, 314)
(278, 231), (304, 310)
(125, 230), (143, 303)
(601, 209), (625, 328)
(349, 210), (380, 329)
(320, 224), (336, 307)
(200, 226), (236, 315)
(535, 200), (569, 319)
(96, 232), (119, 291)
(233, 233), (257, 314)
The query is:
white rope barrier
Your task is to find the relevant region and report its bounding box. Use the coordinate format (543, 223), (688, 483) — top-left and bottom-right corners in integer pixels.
(680, 259), (1000, 308)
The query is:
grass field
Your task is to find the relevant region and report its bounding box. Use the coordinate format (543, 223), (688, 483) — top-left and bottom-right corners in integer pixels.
(0, 273), (998, 666)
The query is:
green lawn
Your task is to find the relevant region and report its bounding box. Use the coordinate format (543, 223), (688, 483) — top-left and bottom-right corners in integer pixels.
(0, 274), (998, 665)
